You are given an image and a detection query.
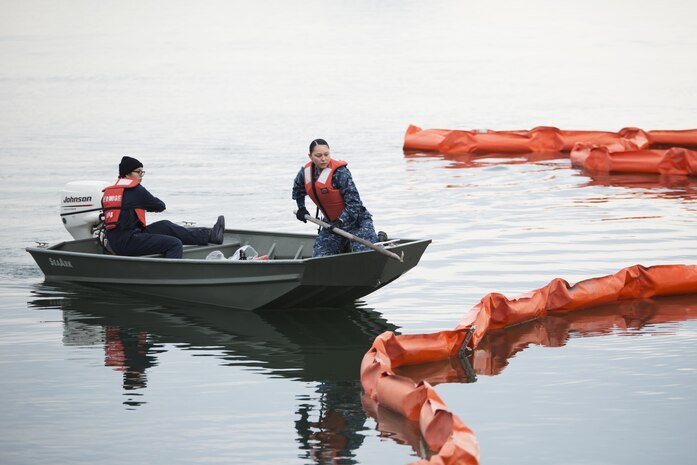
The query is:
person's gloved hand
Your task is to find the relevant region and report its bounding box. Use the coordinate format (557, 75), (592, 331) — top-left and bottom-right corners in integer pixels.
(328, 218), (343, 232)
(295, 207), (309, 223)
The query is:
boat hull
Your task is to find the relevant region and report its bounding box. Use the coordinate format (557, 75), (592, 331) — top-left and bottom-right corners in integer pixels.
(26, 229), (431, 310)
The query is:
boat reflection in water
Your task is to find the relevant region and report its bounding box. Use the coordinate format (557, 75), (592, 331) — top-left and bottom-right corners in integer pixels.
(370, 295), (697, 459)
(28, 282), (398, 464)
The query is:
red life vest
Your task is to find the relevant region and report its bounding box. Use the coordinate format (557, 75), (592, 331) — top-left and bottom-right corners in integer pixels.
(102, 178), (147, 230)
(304, 159), (347, 221)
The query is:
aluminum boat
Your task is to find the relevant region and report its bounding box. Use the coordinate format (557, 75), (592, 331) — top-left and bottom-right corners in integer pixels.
(26, 229), (430, 310)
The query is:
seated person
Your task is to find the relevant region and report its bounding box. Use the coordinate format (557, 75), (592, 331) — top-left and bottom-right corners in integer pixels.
(101, 156), (225, 258)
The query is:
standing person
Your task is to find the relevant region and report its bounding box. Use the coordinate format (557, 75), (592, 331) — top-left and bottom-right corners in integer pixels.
(101, 156), (225, 259)
(292, 139), (386, 256)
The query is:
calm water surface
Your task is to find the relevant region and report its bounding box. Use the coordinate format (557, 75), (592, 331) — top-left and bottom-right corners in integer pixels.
(2, 1), (697, 464)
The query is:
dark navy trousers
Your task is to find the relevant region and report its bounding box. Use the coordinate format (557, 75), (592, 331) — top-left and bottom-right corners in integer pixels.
(106, 220), (209, 259)
(312, 216), (378, 257)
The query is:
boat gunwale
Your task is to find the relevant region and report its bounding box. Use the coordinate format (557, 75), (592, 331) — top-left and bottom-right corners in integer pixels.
(26, 238), (431, 266)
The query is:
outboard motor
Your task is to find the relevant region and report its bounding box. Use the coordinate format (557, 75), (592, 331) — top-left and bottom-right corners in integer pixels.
(60, 181), (110, 240)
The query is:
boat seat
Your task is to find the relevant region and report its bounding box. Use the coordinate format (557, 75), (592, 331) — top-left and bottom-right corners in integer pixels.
(140, 241), (242, 259)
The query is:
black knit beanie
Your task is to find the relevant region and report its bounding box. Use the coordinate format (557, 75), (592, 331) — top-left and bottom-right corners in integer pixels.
(119, 156), (143, 177)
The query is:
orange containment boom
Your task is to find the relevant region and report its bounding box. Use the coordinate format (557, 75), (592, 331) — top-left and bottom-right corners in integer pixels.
(360, 264), (697, 464)
(647, 129), (697, 149)
(571, 144), (697, 175)
(404, 125), (697, 155)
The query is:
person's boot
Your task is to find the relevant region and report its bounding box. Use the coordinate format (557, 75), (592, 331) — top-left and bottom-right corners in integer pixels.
(377, 231), (388, 243)
(209, 216), (225, 244)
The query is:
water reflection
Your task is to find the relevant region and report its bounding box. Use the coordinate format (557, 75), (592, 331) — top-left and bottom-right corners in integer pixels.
(405, 150), (697, 203)
(403, 150), (568, 169)
(28, 283), (398, 464)
(474, 294), (697, 375)
(578, 172), (697, 201)
(103, 326), (158, 401)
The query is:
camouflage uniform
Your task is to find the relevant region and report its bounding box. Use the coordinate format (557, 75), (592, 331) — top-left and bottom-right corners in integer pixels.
(292, 164), (378, 257)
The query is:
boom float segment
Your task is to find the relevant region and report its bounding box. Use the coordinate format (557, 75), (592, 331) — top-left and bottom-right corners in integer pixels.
(404, 125), (697, 155)
(571, 144), (697, 175)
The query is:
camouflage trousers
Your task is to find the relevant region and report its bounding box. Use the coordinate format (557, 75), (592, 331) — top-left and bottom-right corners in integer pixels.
(312, 217), (378, 257)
